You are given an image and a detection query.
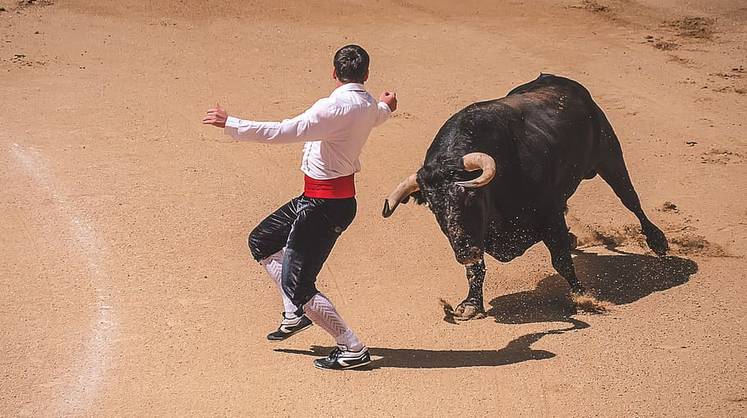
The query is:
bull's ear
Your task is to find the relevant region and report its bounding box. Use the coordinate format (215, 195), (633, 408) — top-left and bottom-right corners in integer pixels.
(410, 190), (427, 205)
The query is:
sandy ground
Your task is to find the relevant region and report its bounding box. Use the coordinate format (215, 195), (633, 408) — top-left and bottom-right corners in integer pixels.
(1, 0), (745, 416)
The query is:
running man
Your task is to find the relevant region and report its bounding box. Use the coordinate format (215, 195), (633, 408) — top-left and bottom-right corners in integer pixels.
(202, 45), (397, 370)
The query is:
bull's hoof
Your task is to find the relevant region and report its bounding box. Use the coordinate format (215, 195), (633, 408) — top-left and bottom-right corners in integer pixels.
(569, 231), (579, 250)
(440, 299), (486, 321)
(453, 303), (486, 321)
(570, 284), (586, 296)
(645, 226), (669, 256)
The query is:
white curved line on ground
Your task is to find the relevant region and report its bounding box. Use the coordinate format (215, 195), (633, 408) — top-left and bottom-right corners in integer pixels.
(10, 142), (116, 415)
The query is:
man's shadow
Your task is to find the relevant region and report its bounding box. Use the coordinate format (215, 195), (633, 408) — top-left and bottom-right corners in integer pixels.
(276, 317), (588, 370)
(276, 249), (698, 369)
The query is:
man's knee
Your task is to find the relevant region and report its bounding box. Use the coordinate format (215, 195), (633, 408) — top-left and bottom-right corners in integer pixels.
(248, 227), (267, 261)
(282, 280), (316, 310)
(281, 248), (319, 308)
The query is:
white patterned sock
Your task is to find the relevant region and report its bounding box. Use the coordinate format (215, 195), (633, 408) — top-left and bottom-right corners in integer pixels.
(338, 329), (363, 352)
(259, 249), (298, 319)
(304, 293), (364, 351)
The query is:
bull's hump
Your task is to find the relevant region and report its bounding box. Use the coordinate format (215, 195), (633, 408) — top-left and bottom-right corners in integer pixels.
(501, 89), (564, 108)
(507, 74), (586, 97)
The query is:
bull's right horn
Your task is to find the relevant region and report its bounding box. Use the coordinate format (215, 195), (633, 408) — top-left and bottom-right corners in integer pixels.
(455, 152), (496, 188)
(382, 173), (419, 218)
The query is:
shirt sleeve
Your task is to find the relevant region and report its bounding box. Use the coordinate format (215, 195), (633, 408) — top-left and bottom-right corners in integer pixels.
(373, 101), (392, 127)
(224, 98), (338, 144)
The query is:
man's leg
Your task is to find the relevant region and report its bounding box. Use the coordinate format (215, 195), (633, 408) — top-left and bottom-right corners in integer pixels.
(248, 197), (312, 340)
(304, 292), (363, 350)
(281, 197), (370, 369)
(259, 249), (297, 317)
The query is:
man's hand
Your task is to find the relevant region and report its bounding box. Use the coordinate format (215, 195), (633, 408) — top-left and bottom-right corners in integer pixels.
(202, 103), (228, 128)
(379, 91), (397, 112)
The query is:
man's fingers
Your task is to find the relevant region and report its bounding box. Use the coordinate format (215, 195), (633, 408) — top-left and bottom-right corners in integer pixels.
(380, 91), (397, 101)
(203, 104), (226, 126)
(205, 111), (225, 118)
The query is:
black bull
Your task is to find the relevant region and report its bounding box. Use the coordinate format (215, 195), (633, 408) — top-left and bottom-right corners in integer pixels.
(382, 74), (669, 320)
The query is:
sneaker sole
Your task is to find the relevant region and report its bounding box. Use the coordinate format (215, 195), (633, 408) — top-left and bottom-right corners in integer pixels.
(267, 323), (313, 342)
(314, 358), (372, 371)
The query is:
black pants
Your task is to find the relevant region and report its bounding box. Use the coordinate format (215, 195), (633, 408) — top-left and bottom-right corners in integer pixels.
(248, 195), (357, 314)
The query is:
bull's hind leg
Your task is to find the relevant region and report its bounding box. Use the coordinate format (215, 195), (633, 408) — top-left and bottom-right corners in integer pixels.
(449, 259), (487, 321)
(597, 135), (668, 256)
(544, 212), (585, 295)
(564, 205), (579, 250)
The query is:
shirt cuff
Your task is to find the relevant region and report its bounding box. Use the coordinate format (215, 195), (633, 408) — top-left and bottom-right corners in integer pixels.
(224, 116), (242, 137)
(378, 101), (393, 114)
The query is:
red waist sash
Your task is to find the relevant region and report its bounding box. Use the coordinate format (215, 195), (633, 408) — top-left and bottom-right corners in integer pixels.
(304, 174), (356, 199)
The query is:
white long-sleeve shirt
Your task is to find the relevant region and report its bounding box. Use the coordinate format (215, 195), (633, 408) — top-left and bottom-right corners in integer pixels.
(224, 83), (392, 180)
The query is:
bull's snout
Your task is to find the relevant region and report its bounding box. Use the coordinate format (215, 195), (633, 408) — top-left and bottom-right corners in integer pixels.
(455, 246), (483, 265)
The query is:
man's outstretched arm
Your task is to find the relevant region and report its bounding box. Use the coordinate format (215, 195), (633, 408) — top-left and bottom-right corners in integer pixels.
(375, 91), (397, 127)
(202, 99), (337, 144)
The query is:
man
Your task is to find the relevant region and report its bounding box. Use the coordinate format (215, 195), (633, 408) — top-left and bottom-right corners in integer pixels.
(202, 45), (397, 370)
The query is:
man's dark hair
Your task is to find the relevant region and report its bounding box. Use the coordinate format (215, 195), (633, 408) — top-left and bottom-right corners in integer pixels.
(333, 45), (370, 83)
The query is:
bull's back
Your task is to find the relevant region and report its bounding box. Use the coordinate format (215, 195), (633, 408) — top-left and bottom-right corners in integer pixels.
(423, 74), (612, 210)
(499, 74), (607, 208)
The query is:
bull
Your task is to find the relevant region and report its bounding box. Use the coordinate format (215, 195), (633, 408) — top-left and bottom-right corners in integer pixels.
(382, 74), (668, 320)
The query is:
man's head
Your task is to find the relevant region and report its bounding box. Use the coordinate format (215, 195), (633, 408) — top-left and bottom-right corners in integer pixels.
(333, 44), (369, 84)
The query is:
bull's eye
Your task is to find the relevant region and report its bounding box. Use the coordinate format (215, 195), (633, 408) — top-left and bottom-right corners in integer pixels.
(452, 182), (475, 194)
(463, 189), (478, 205)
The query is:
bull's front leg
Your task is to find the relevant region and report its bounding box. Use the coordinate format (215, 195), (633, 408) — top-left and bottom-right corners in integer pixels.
(451, 259), (487, 320)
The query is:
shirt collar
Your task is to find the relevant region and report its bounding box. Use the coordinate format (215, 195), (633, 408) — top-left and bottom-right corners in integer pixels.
(331, 82), (367, 96)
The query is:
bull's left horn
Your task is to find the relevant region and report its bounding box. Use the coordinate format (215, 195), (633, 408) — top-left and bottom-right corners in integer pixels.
(383, 173), (419, 218)
(456, 152), (496, 188)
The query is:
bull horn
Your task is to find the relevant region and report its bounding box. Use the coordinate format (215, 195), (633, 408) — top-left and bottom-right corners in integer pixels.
(455, 152), (496, 188)
(382, 173), (419, 218)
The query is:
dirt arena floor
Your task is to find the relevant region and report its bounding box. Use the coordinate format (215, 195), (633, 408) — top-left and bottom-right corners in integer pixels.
(1, 0), (745, 416)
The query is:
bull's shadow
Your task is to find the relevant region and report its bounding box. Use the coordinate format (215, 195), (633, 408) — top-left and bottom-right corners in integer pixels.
(488, 249), (699, 324)
(276, 250), (697, 370)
